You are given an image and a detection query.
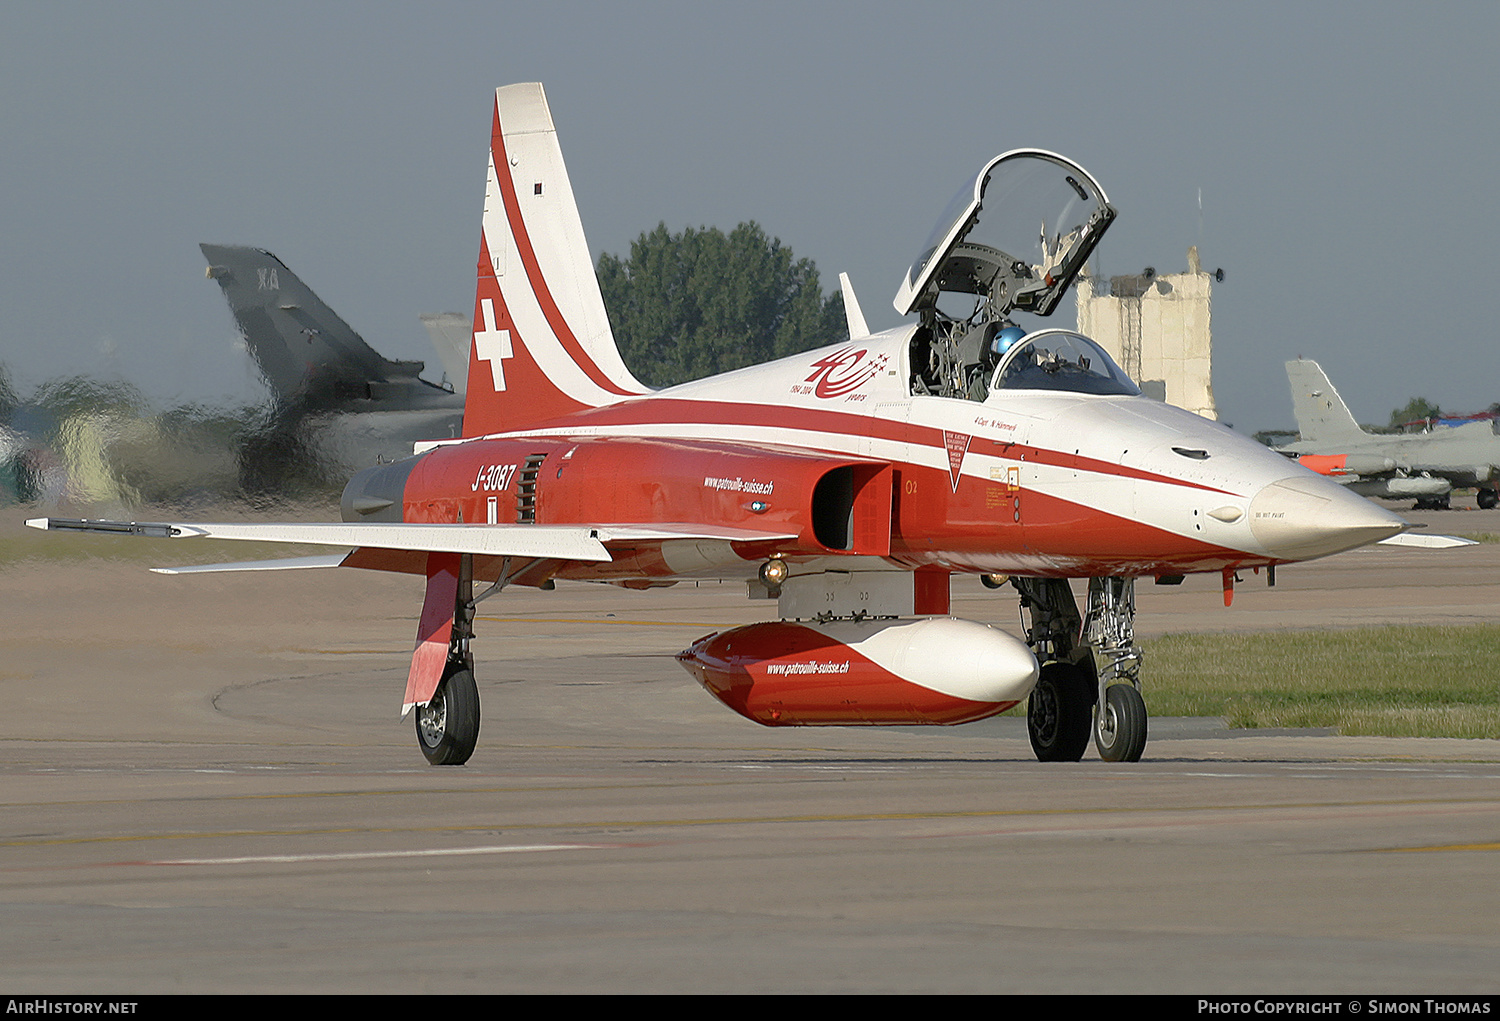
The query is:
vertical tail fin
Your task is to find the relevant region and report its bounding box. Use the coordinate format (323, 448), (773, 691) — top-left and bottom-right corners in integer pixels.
(1286, 359), (1367, 443)
(419, 312), (472, 396)
(202, 243), (425, 404)
(463, 83), (648, 437)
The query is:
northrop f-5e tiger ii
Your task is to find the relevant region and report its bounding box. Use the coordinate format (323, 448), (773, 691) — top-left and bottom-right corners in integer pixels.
(31, 83), (1409, 765)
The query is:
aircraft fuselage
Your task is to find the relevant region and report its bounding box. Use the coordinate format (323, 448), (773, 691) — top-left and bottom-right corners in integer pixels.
(346, 326), (1401, 587)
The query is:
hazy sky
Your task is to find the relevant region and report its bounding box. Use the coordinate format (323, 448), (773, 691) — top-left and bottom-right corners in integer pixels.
(1, 1), (1496, 431)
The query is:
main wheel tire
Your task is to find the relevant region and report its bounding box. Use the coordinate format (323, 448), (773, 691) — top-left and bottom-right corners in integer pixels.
(1028, 662), (1093, 762)
(1478, 489), (1498, 510)
(415, 664), (481, 766)
(1094, 683), (1147, 763)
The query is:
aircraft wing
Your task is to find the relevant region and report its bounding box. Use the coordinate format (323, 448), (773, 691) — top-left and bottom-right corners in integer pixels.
(152, 554), (350, 575)
(29, 512), (800, 718)
(28, 517), (616, 561)
(25, 517), (799, 567)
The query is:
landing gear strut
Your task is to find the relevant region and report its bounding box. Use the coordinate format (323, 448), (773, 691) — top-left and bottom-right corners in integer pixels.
(1084, 577), (1147, 762)
(1014, 576), (1148, 762)
(414, 553), (483, 765)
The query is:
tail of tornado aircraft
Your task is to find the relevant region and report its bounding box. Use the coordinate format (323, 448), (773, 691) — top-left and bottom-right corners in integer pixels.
(461, 83), (649, 438)
(1286, 358), (1368, 444)
(201, 243), (433, 407)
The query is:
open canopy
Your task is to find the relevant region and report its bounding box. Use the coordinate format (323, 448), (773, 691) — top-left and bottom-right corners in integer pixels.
(893, 150), (1115, 319)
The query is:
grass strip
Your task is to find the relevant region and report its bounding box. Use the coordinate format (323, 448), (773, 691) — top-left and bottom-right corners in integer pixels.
(1143, 624), (1500, 738)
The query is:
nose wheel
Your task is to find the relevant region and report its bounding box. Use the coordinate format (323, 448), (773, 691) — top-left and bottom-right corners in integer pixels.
(416, 663), (481, 765)
(1094, 683), (1147, 762)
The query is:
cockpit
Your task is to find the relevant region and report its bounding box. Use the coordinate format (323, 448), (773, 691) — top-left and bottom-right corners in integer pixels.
(990, 330), (1139, 397)
(896, 149), (1119, 403)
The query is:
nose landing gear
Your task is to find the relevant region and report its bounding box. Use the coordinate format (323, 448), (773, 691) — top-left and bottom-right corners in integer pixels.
(1093, 682), (1147, 763)
(1014, 576), (1148, 763)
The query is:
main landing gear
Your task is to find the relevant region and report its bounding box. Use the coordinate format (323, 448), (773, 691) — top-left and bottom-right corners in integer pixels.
(1013, 576), (1148, 762)
(414, 552), (484, 766)
(417, 660), (481, 765)
(1027, 660), (1093, 761)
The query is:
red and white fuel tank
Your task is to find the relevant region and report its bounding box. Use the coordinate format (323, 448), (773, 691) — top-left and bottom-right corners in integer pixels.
(677, 617), (1039, 726)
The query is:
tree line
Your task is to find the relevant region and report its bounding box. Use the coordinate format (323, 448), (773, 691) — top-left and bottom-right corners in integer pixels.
(596, 221), (847, 388)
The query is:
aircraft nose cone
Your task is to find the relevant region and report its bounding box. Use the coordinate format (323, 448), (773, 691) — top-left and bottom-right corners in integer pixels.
(1249, 475), (1406, 561)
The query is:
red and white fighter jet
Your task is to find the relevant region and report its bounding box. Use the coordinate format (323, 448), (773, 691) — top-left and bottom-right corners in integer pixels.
(31, 83), (1407, 765)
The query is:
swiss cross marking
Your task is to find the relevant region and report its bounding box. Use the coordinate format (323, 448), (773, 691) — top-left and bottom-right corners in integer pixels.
(474, 297), (514, 390)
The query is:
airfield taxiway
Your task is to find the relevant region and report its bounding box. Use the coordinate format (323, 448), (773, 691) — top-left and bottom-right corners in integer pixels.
(1, 504), (1498, 993)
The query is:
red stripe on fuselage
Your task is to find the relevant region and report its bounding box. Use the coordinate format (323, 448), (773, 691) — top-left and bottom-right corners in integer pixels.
(408, 422), (1261, 577)
(469, 395), (1239, 498)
